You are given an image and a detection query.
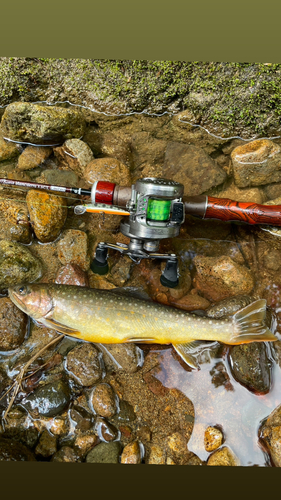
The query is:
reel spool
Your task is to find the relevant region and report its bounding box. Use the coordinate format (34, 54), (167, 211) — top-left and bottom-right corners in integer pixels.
(91, 178), (185, 287)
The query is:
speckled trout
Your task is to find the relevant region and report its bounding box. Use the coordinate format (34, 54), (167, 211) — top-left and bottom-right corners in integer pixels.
(8, 283), (277, 369)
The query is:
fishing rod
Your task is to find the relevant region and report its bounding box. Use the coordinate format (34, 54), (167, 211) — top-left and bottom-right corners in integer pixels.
(2, 176), (281, 288)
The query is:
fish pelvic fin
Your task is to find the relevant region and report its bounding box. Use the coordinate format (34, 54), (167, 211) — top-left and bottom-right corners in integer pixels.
(172, 341), (202, 370)
(228, 299), (277, 344)
(39, 317), (84, 338)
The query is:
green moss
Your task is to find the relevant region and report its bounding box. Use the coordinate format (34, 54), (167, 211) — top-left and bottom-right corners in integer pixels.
(0, 58), (281, 137)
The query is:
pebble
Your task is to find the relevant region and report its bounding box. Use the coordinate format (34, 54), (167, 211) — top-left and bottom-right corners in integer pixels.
(207, 446), (239, 466)
(57, 229), (90, 271)
(86, 441), (122, 463)
(259, 403), (281, 466)
(26, 189), (68, 243)
(35, 168), (79, 188)
(112, 400), (136, 424)
(193, 255), (254, 301)
(69, 406), (94, 432)
(35, 429), (57, 458)
(51, 446), (79, 462)
(100, 343), (143, 373)
(95, 417), (119, 442)
(21, 379), (71, 417)
(169, 291), (211, 311)
(0, 297), (27, 350)
(109, 256), (132, 287)
(54, 138), (94, 177)
(204, 426), (224, 452)
(231, 139), (281, 188)
(1, 102), (86, 144)
(0, 437), (36, 461)
(0, 239), (42, 287)
(83, 129), (131, 167)
(66, 343), (102, 386)
(147, 444), (166, 464)
(55, 263), (89, 286)
(74, 434), (98, 457)
(0, 200), (32, 244)
(89, 383), (118, 418)
(120, 440), (142, 464)
(17, 145), (52, 170)
(229, 343), (272, 394)
(219, 180), (265, 204)
(83, 157), (131, 186)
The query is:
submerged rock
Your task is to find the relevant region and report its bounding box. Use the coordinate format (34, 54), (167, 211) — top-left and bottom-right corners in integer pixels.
(120, 440), (142, 464)
(0, 297), (27, 350)
(100, 343), (143, 373)
(54, 138), (94, 176)
(51, 446), (79, 462)
(0, 200), (32, 244)
(1, 102), (86, 144)
(83, 157), (131, 186)
(95, 417), (119, 442)
(206, 295), (252, 319)
(207, 446), (239, 466)
(85, 441), (121, 463)
(66, 343), (102, 386)
(229, 343), (272, 394)
(259, 404), (281, 466)
(26, 189), (68, 243)
(21, 379), (71, 417)
(0, 437), (36, 461)
(35, 429), (57, 458)
(57, 229), (90, 271)
(55, 263), (89, 287)
(0, 239), (42, 287)
(147, 444), (166, 464)
(17, 145), (52, 170)
(89, 383), (118, 418)
(204, 426), (224, 452)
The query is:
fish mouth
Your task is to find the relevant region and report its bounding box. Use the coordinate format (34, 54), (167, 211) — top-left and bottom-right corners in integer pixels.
(8, 286), (29, 313)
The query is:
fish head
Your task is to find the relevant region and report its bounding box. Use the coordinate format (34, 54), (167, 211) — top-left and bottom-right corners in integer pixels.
(8, 283), (54, 319)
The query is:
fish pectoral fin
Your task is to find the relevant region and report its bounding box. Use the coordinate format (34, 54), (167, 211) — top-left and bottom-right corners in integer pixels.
(172, 341), (205, 370)
(39, 318), (82, 337)
(124, 337), (157, 343)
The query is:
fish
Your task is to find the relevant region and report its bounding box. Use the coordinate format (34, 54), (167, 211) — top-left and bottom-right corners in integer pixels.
(8, 283), (277, 369)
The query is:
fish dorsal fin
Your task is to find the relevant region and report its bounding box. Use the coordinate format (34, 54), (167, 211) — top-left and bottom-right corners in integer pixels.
(110, 287), (152, 302)
(39, 317), (83, 337)
(172, 341), (205, 370)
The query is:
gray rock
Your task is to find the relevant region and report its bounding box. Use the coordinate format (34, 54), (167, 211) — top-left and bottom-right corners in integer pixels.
(86, 441), (122, 463)
(1, 102), (86, 144)
(229, 343), (272, 394)
(162, 142), (226, 196)
(21, 379), (71, 417)
(0, 239), (42, 287)
(66, 343), (102, 386)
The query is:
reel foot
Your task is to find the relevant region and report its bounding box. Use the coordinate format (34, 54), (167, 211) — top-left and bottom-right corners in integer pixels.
(160, 258), (179, 288)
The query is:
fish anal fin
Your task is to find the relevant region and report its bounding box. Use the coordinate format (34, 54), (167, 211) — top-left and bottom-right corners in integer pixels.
(40, 318), (83, 337)
(172, 341), (205, 370)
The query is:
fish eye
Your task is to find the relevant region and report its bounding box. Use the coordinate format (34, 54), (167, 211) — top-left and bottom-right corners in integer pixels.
(18, 286), (27, 295)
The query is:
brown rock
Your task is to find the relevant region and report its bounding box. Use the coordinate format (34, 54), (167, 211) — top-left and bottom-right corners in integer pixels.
(89, 383), (118, 418)
(219, 180), (265, 204)
(143, 371), (168, 396)
(35, 429), (57, 458)
(66, 343), (102, 386)
(169, 291), (210, 311)
(83, 129), (132, 167)
(0, 200), (32, 244)
(17, 146), (52, 170)
(147, 444), (166, 464)
(83, 157), (131, 186)
(51, 446), (79, 462)
(231, 139), (281, 187)
(95, 417), (119, 442)
(26, 189), (67, 243)
(55, 263), (89, 286)
(207, 446), (239, 466)
(193, 255), (254, 301)
(0, 297), (27, 350)
(204, 426), (224, 452)
(57, 229), (90, 271)
(74, 434), (98, 457)
(0, 131), (21, 161)
(100, 343), (143, 373)
(54, 139), (94, 176)
(120, 440), (142, 464)
(259, 404), (281, 466)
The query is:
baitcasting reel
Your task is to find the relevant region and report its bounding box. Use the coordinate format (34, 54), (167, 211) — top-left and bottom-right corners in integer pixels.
(90, 178), (185, 287)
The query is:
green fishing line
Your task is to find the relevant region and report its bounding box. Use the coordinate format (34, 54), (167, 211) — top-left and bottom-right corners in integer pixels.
(146, 198), (171, 221)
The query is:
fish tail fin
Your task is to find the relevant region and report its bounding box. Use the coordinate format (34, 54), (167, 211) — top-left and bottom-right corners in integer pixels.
(228, 299), (277, 344)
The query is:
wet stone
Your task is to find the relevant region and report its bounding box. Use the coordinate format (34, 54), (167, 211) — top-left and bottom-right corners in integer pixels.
(219, 180), (265, 204)
(21, 379), (71, 417)
(147, 444), (166, 464)
(229, 343), (272, 394)
(89, 383), (118, 418)
(0, 437), (36, 461)
(169, 291), (210, 311)
(101, 343), (143, 373)
(206, 295), (252, 319)
(74, 434), (98, 457)
(55, 263), (89, 286)
(51, 446), (80, 462)
(35, 429), (57, 458)
(54, 138), (94, 177)
(95, 417), (119, 442)
(26, 189), (68, 243)
(86, 441), (122, 463)
(193, 255), (254, 302)
(204, 426), (224, 452)
(35, 168), (79, 188)
(0, 297), (27, 350)
(0, 200), (31, 244)
(66, 343), (102, 386)
(17, 145), (52, 171)
(0, 131), (21, 161)
(69, 406), (94, 432)
(0, 239), (42, 287)
(259, 404), (281, 466)
(207, 446), (239, 466)
(120, 440), (142, 464)
(231, 139), (281, 187)
(83, 157), (131, 186)
(112, 400), (136, 424)
(57, 229), (90, 271)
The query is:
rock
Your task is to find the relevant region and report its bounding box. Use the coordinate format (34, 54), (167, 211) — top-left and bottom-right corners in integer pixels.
(1, 102), (86, 144)
(0, 200), (32, 244)
(95, 417), (119, 442)
(51, 446), (79, 462)
(206, 295), (252, 319)
(169, 291), (211, 311)
(0, 297), (27, 350)
(219, 180), (265, 204)
(69, 406), (94, 432)
(120, 440), (142, 464)
(231, 139), (281, 187)
(259, 404), (281, 466)
(57, 229), (90, 271)
(100, 343), (143, 373)
(147, 444), (166, 464)
(167, 432), (188, 456)
(193, 255), (254, 301)
(21, 379), (71, 417)
(89, 383), (118, 418)
(162, 142), (226, 196)
(74, 434), (98, 457)
(207, 446), (239, 466)
(168, 268), (192, 300)
(204, 426), (224, 452)
(130, 132), (167, 178)
(66, 343), (102, 386)
(54, 139), (94, 176)
(210, 362), (234, 391)
(0, 239), (42, 287)
(229, 343), (272, 394)
(0, 437), (36, 461)
(26, 189), (68, 243)
(55, 263), (89, 286)
(112, 400), (136, 424)
(35, 168), (79, 188)
(143, 371), (168, 396)
(109, 256), (132, 287)
(0, 131), (21, 161)
(86, 441), (122, 463)
(17, 146), (52, 170)
(83, 157), (131, 186)
(185, 454), (204, 465)
(263, 249), (281, 271)
(263, 182), (281, 200)
(35, 429), (57, 458)
(83, 129), (132, 167)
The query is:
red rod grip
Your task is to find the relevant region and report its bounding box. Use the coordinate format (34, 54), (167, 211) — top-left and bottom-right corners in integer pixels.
(95, 181), (116, 205)
(205, 197), (281, 226)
